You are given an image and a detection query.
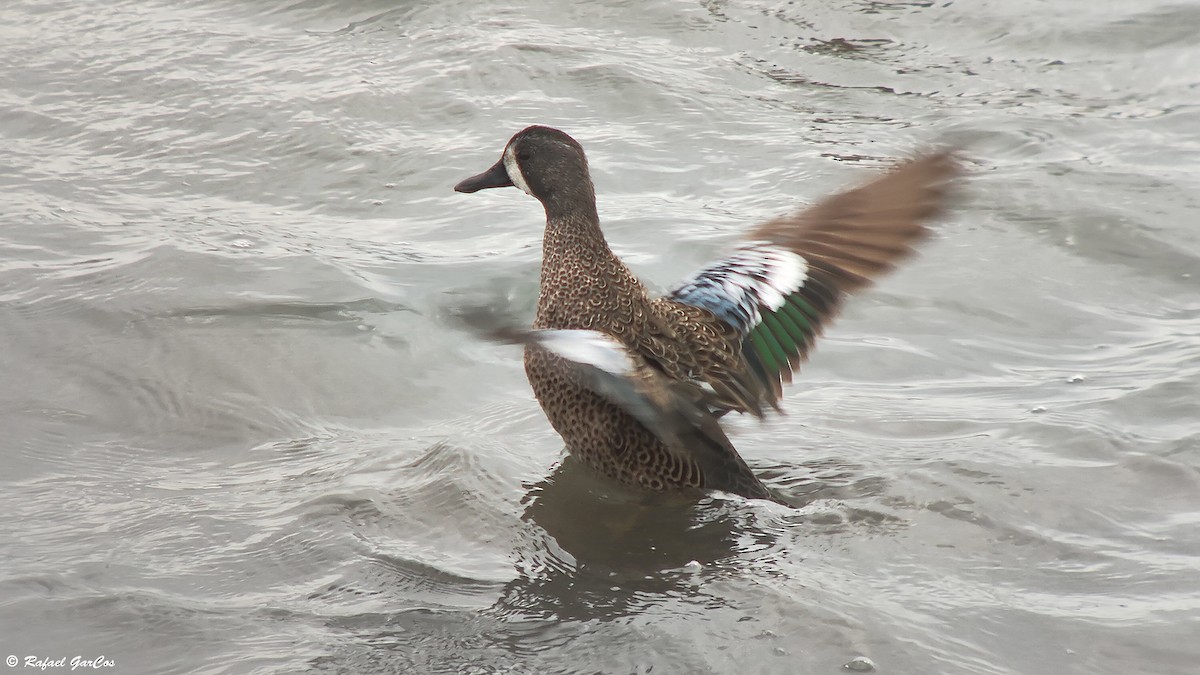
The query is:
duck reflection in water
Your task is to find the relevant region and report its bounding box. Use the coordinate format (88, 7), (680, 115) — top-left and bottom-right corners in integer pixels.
(489, 454), (778, 624)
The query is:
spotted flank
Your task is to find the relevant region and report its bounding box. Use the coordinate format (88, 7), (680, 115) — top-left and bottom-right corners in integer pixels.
(671, 241), (831, 395)
(515, 329), (673, 432)
(461, 320), (738, 469)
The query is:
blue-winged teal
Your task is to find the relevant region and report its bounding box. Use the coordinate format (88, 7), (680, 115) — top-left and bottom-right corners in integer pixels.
(455, 126), (957, 500)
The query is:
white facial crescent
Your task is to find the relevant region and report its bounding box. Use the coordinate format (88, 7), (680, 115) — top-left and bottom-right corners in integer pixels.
(503, 145), (533, 196)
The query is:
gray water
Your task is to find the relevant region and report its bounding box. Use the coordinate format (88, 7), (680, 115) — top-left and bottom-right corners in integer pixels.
(1, 1), (1198, 673)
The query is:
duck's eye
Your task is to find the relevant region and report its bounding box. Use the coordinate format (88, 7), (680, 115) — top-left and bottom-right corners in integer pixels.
(517, 151), (531, 162)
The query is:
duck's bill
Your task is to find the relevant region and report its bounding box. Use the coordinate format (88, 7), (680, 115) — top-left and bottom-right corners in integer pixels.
(454, 159), (513, 193)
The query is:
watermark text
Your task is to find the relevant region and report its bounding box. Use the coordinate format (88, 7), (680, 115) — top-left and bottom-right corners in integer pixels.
(5, 655), (115, 671)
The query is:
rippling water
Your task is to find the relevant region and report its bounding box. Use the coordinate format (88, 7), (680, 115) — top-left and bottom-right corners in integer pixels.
(1, 1), (1197, 673)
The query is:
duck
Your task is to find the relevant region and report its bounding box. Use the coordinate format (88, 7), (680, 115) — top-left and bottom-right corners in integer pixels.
(454, 125), (957, 501)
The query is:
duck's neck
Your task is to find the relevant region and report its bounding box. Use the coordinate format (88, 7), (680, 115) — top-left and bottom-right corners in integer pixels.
(541, 201), (607, 265)
(535, 199), (646, 330)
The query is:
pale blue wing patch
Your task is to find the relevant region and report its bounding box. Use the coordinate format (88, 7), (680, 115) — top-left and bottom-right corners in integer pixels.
(670, 242), (808, 335)
(670, 241), (829, 395)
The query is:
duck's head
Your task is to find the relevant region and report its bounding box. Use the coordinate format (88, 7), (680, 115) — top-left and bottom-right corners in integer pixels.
(454, 126), (594, 209)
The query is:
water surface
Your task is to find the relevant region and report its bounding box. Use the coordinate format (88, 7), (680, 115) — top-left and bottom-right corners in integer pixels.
(1, 0), (1197, 673)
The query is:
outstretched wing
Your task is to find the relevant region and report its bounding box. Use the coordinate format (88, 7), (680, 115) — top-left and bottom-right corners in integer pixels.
(456, 308), (772, 498)
(663, 151), (959, 414)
